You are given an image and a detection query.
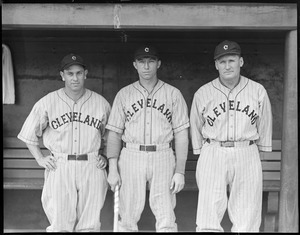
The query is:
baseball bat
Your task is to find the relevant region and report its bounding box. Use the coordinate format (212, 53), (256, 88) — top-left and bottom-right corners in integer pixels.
(113, 184), (119, 232)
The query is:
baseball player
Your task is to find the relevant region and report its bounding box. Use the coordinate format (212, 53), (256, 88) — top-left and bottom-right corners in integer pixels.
(190, 40), (272, 232)
(106, 45), (189, 232)
(17, 53), (111, 232)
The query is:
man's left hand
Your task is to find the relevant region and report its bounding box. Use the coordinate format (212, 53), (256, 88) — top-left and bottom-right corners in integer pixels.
(170, 173), (185, 194)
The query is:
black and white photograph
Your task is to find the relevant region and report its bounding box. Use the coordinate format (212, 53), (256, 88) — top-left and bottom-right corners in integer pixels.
(2, 0), (298, 233)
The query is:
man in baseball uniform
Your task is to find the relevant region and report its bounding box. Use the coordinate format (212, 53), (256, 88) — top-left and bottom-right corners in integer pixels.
(106, 45), (189, 232)
(17, 53), (111, 232)
(190, 40), (272, 232)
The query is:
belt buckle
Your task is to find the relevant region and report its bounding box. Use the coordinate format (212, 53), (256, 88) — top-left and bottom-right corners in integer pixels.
(221, 141), (234, 147)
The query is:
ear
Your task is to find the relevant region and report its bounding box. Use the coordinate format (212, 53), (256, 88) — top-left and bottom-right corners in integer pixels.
(60, 71), (65, 81)
(239, 57), (244, 67)
(84, 69), (88, 79)
(133, 61), (138, 70)
(215, 60), (219, 71)
(157, 60), (161, 69)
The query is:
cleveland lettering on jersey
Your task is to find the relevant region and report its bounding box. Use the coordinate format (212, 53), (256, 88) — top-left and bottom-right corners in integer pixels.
(207, 100), (258, 126)
(125, 98), (172, 123)
(51, 111), (102, 130)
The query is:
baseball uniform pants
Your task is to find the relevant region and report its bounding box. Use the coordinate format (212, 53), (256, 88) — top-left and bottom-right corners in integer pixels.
(41, 152), (108, 232)
(195, 142), (262, 232)
(117, 147), (177, 232)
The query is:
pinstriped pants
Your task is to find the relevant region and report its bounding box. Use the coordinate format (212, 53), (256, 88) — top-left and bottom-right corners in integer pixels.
(41, 153), (108, 232)
(196, 142), (262, 232)
(118, 147), (177, 232)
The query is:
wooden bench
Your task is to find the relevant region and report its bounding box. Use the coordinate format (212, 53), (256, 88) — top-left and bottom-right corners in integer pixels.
(184, 139), (282, 232)
(3, 137), (281, 231)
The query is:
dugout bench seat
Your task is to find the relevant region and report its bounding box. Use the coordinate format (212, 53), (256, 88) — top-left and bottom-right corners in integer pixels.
(3, 137), (281, 232)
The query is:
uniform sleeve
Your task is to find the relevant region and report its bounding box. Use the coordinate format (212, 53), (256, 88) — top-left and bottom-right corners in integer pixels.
(190, 91), (206, 155)
(17, 100), (48, 145)
(171, 89), (190, 133)
(256, 88), (272, 152)
(105, 91), (126, 134)
(100, 100), (112, 156)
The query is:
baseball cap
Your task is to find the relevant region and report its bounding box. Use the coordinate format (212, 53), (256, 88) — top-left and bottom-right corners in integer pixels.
(214, 40), (241, 60)
(134, 45), (159, 60)
(60, 53), (86, 71)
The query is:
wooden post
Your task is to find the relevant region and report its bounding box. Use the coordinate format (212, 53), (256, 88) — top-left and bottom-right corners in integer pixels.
(278, 30), (298, 232)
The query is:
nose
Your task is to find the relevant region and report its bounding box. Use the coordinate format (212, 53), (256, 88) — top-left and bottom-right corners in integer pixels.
(73, 74), (79, 81)
(144, 61), (149, 70)
(225, 61), (230, 69)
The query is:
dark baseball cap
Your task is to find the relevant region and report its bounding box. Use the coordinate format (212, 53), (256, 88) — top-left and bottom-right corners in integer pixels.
(134, 45), (159, 60)
(60, 53), (86, 71)
(214, 40), (241, 60)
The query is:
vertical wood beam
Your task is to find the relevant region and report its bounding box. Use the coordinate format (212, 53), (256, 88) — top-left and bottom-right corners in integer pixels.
(278, 30), (298, 232)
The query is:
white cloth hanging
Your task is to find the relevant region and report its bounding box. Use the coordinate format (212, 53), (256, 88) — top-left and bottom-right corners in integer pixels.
(2, 44), (15, 104)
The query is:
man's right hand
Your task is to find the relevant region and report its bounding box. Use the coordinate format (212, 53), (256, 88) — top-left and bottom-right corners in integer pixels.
(36, 155), (57, 171)
(107, 171), (121, 192)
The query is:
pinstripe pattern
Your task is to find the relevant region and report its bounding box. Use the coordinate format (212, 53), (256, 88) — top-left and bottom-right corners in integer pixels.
(190, 75), (272, 232)
(118, 148), (177, 232)
(106, 79), (188, 231)
(42, 154), (108, 232)
(106, 80), (189, 144)
(195, 143), (262, 232)
(17, 88), (111, 232)
(190, 76), (272, 155)
(18, 88), (111, 154)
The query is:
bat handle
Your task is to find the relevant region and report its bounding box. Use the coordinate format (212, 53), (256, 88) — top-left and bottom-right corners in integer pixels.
(113, 184), (120, 232)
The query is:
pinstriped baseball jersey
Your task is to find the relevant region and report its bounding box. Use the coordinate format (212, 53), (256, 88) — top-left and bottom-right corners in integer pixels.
(106, 79), (189, 144)
(18, 87), (111, 232)
(190, 75), (272, 155)
(18, 88), (111, 154)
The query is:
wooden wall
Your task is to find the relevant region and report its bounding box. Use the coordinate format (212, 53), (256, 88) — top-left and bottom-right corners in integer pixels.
(3, 29), (285, 139)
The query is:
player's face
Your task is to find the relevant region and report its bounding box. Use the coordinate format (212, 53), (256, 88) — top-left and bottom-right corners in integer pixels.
(215, 55), (243, 82)
(133, 57), (161, 81)
(60, 65), (87, 92)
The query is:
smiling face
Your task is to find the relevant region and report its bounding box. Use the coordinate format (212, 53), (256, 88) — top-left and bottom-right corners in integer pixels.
(133, 57), (161, 81)
(60, 64), (87, 93)
(215, 54), (244, 82)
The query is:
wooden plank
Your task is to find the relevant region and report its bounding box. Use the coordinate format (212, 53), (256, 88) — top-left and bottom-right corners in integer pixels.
(3, 137), (45, 148)
(264, 212), (277, 232)
(2, 3), (297, 30)
(3, 149), (50, 159)
(3, 178), (44, 190)
(261, 162), (281, 171)
(4, 159), (42, 169)
(263, 172), (281, 181)
(267, 192), (280, 213)
(279, 30), (298, 233)
(260, 152), (281, 161)
(3, 169), (44, 178)
(263, 180), (281, 192)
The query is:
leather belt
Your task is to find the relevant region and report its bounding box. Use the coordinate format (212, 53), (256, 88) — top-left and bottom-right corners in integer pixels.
(67, 154), (88, 161)
(123, 142), (172, 152)
(207, 139), (254, 147)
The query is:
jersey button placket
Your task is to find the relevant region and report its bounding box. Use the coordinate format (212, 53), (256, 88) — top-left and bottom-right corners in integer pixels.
(228, 92), (235, 141)
(145, 95), (152, 145)
(73, 102), (79, 154)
